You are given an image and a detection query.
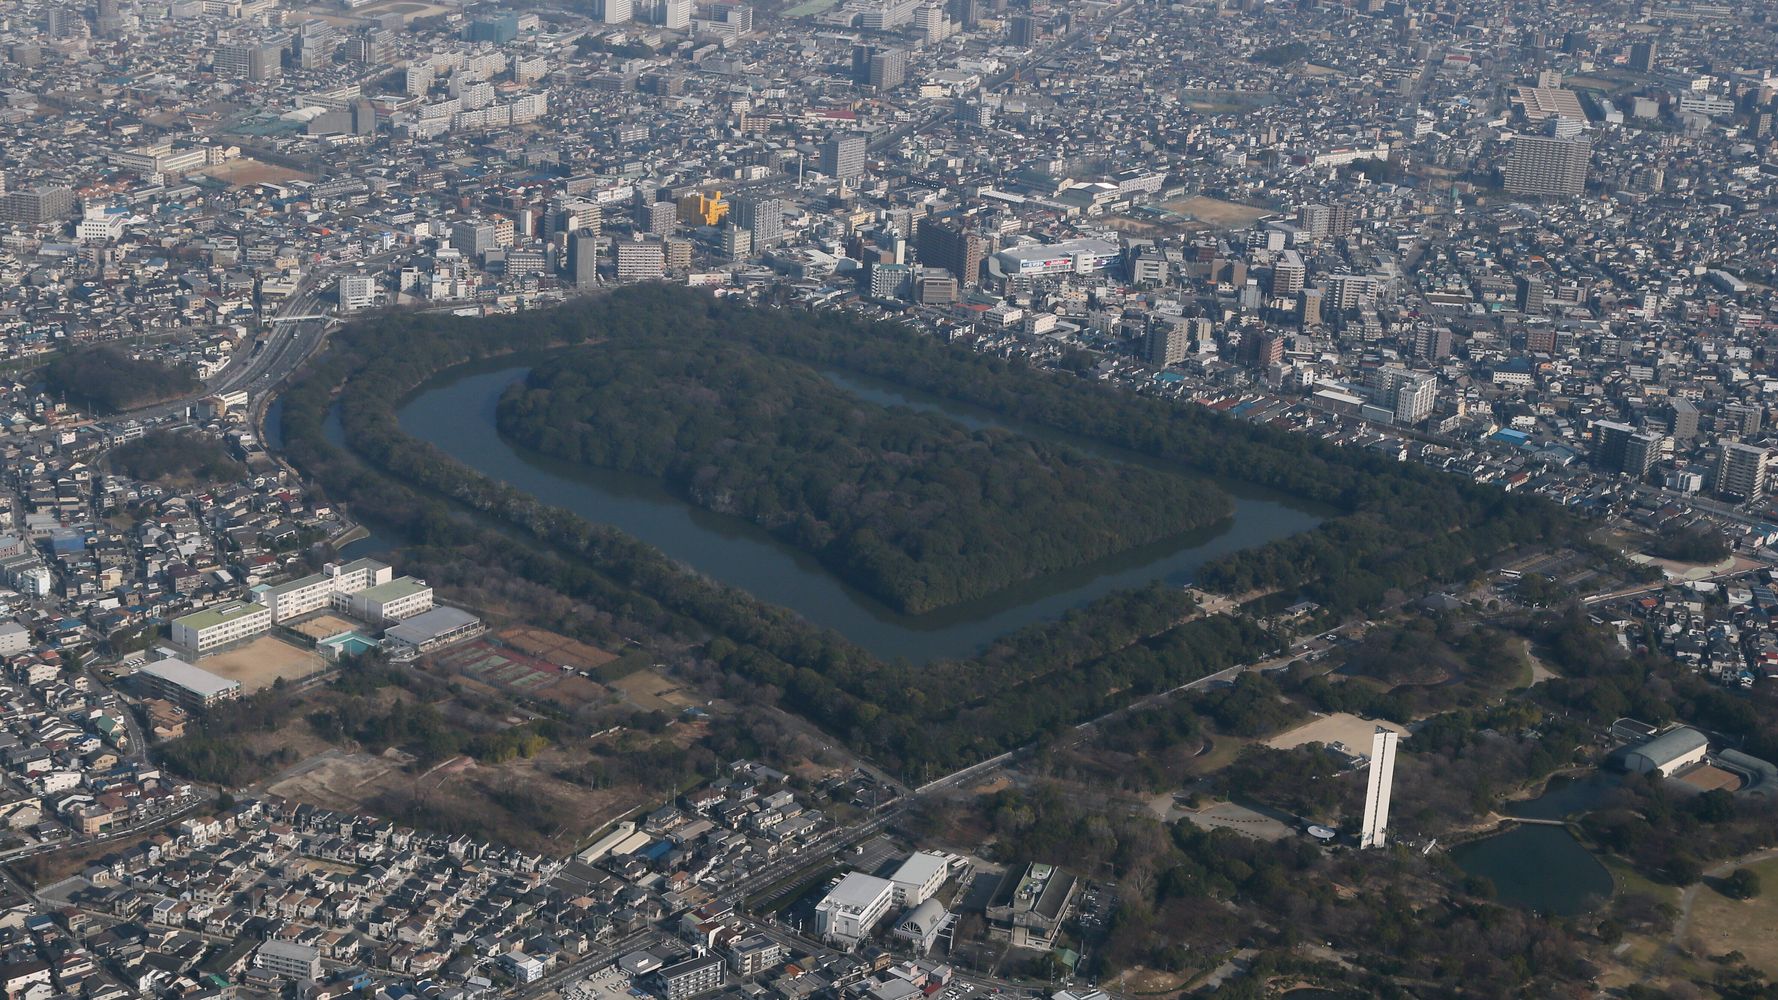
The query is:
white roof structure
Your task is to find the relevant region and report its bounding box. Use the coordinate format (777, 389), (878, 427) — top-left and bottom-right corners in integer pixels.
(140, 657), (240, 699)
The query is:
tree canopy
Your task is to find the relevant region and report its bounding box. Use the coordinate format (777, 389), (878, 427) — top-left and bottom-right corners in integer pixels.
(498, 344), (1230, 613)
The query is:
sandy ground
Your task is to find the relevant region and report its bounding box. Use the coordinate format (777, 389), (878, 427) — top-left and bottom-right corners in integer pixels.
(266, 746), (645, 856)
(1162, 195), (1273, 228)
(498, 625), (618, 670)
(267, 748), (406, 810)
(1267, 712), (1407, 752)
(1172, 799), (1293, 841)
(290, 614), (362, 641)
(200, 158), (314, 188)
(199, 635), (326, 693)
(611, 669), (695, 712)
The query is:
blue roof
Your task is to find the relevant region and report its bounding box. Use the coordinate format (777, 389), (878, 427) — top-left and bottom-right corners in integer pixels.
(1489, 428), (1530, 444)
(1154, 371), (1185, 383)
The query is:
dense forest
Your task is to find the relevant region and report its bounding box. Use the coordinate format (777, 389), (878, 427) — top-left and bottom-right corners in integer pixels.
(108, 429), (246, 486)
(46, 345), (199, 413)
(274, 284), (1578, 778)
(498, 345), (1230, 613)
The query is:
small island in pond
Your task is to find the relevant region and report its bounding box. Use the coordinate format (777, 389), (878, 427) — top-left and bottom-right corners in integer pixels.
(496, 343), (1233, 613)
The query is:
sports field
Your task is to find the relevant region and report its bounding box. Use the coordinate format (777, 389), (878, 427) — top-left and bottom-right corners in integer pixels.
(199, 635), (327, 692)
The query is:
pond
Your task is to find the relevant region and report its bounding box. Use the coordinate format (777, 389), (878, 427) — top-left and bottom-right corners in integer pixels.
(365, 354), (1328, 662)
(1449, 774), (1620, 915)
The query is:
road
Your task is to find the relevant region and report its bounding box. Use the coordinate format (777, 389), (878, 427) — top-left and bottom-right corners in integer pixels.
(124, 250), (407, 425)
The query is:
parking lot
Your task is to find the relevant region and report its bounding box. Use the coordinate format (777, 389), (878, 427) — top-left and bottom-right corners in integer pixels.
(559, 963), (640, 1000)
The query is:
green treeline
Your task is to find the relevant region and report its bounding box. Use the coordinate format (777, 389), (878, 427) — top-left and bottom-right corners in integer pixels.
(108, 429), (246, 485)
(46, 345), (199, 413)
(498, 345), (1231, 613)
(275, 284), (1576, 778)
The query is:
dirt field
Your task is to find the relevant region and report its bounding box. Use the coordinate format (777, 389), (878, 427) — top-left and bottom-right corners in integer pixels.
(200, 158), (314, 188)
(1162, 195), (1273, 229)
(199, 635), (326, 693)
(266, 746), (646, 856)
(290, 614), (361, 641)
(1267, 712), (1408, 752)
(611, 669), (695, 712)
(1684, 857), (1778, 973)
(497, 625), (618, 670)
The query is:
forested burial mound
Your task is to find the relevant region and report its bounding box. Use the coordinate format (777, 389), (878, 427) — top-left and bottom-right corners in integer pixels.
(497, 343), (1234, 613)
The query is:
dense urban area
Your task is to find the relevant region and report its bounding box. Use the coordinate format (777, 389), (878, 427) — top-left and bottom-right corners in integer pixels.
(3, 0), (1778, 997)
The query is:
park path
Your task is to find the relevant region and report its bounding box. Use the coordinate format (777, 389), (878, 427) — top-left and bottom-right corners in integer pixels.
(1671, 847), (1778, 947)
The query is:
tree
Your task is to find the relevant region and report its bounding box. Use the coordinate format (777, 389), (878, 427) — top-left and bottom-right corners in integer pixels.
(1724, 868), (1762, 900)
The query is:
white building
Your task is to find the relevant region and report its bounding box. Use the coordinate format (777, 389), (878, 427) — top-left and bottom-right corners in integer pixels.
(138, 657), (242, 710)
(339, 576), (433, 622)
(338, 274), (377, 311)
(502, 951), (547, 984)
(994, 238), (1121, 277)
(813, 873), (895, 948)
(1625, 727), (1709, 777)
(256, 940), (321, 981)
(251, 558), (392, 623)
(170, 599), (274, 655)
(889, 851), (949, 907)
(1359, 727), (1400, 850)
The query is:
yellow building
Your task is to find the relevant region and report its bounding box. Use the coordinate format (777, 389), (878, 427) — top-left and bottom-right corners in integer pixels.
(677, 190), (728, 226)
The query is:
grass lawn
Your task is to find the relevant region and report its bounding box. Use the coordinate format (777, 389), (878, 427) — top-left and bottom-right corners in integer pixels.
(1684, 857), (1778, 973)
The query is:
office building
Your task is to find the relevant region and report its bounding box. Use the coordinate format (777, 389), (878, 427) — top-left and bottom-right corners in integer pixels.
(721, 224), (752, 261)
(1367, 366), (1437, 425)
(869, 262), (912, 300)
(1145, 323), (1187, 366)
(451, 220), (499, 257)
(338, 274), (377, 311)
(46, 7), (83, 38)
(1628, 40), (1658, 73)
(614, 236), (666, 281)
(569, 232), (601, 287)
(659, 0), (692, 28)
(642, 199), (678, 236)
(1413, 326), (1452, 361)
(465, 13), (519, 43)
(820, 133), (867, 180)
(1726, 403), (1764, 435)
(852, 45), (907, 90)
(1669, 399), (1699, 442)
(170, 601), (274, 656)
(138, 657), (242, 710)
(1593, 420), (1659, 478)
(598, 0), (633, 23)
(1270, 249), (1305, 296)
(914, 218), (987, 286)
(889, 852), (950, 907)
(814, 873), (895, 948)
(1359, 727), (1399, 849)
(1504, 134), (1591, 197)
(214, 40), (283, 81)
(1008, 13), (1036, 45)
(0, 186), (74, 225)
(256, 941), (322, 981)
(732, 195), (783, 248)
(1719, 442), (1770, 502)
(1517, 275), (1548, 314)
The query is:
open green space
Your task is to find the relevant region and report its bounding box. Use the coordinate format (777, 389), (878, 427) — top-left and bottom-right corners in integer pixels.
(276, 284), (1581, 779)
(498, 344), (1230, 614)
